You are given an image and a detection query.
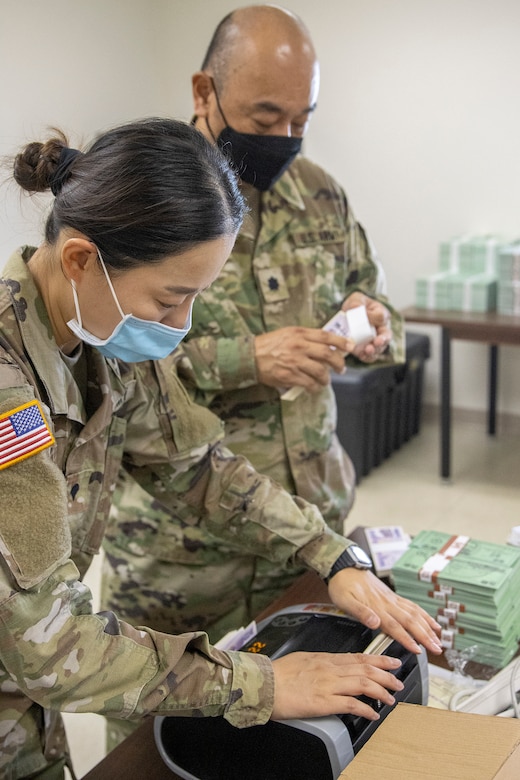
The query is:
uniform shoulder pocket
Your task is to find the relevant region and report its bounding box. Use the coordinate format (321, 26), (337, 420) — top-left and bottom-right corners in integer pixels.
(0, 393), (70, 590)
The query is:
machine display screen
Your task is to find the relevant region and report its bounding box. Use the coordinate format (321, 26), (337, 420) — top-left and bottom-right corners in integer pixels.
(241, 612), (378, 659)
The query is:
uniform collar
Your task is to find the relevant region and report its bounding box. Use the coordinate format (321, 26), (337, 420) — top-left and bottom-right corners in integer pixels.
(268, 161), (306, 210)
(2, 247), (88, 419)
(239, 159), (305, 216)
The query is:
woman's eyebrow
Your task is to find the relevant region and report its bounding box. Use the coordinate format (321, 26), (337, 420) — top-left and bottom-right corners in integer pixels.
(163, 284), (200, 295)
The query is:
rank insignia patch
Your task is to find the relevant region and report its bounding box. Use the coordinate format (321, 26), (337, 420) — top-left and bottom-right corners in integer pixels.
(0, 400), (54, 470)
(257, 267), (289, 302)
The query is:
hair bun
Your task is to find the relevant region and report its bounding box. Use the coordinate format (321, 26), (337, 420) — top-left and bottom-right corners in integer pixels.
(13, 133), (69, 194)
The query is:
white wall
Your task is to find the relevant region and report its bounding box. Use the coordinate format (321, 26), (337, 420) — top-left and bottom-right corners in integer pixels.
(2, 0), (520, 414)
(0, 0), (173, 251)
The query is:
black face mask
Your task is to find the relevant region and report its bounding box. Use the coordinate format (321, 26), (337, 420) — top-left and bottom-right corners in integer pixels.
(215, 126), (302, 191)
(208, 79), (303, 191)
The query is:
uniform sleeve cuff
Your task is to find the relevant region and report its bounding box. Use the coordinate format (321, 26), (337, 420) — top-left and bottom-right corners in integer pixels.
(296, 530), (351, 580)
(223, 651), (274, 728)
(217, 336), (258, 389)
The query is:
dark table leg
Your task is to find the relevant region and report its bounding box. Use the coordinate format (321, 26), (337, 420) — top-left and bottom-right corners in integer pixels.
(441, 327), (451, 482)
(488, 345), (498, 436)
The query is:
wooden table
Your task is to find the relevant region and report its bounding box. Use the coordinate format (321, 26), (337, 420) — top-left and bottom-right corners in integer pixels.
(83, 572), (330, 780)
(402, 306), (520, 480)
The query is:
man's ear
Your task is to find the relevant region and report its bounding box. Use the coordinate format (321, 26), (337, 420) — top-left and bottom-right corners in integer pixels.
(61, 237), (98, 286)
(192, 71), (214, 118)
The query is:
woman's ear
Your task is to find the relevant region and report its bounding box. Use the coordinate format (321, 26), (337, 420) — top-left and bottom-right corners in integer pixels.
(192, 71), (214, 118)
(61, 237), (98, 286)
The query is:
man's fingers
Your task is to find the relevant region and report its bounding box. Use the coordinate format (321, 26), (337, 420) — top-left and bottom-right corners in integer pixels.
(255, 326), (352, 388)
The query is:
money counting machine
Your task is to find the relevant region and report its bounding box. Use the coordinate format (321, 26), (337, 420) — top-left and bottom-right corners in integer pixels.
(154, 604), (429, 780)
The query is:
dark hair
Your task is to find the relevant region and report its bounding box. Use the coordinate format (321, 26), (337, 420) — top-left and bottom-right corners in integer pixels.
(12, 118), (245, 270)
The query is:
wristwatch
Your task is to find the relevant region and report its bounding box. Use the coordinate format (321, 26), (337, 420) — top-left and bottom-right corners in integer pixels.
(324, 544), (373, 583)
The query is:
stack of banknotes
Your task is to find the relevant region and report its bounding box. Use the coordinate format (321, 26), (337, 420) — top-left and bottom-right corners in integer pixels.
(497, 242), (520, 315)
(392, 530), (520, 668)
(415, 234), (508, 312)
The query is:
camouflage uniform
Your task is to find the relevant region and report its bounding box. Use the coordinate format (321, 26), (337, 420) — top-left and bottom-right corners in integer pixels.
(0, 247), (348, 779)
(103, 157), (404, 642)
(175, 158), (404, 516)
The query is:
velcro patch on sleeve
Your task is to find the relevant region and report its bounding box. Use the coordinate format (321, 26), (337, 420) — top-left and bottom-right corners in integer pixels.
(0, 400), (55, 470)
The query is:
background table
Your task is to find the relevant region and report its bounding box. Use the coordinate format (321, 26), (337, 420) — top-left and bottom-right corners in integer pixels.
(402, 306), (520, 480)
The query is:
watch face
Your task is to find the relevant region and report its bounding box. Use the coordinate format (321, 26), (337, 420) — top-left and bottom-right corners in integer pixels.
(348, 544), (373, 568)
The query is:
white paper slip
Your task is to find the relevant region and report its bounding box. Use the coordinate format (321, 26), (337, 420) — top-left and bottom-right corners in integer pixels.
(322, 306), (376, 346)
(344, 305), (376, 346)
(281, 384), (306, 402)
(214, 620), (257, 651)
(281, 305), (376, 401)
(322, 310), (351, 338)
(364, 525), (411, 578)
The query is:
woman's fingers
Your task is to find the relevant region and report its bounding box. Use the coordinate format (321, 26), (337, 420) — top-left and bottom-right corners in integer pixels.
(271, 651), (404, 721)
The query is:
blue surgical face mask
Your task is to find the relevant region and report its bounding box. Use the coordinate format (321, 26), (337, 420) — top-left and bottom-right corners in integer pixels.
(66, 249), (192, 362)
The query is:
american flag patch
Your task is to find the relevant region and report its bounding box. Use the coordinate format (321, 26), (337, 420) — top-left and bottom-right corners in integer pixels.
(0, 400), (55, 470)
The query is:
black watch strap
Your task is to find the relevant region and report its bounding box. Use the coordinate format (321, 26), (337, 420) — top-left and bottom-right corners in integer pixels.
(324, 544), (373, 583)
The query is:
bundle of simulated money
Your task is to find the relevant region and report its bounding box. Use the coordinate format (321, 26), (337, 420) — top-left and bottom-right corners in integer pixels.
(497, 242), (520, 315)
(415, 234), (508, 313)
(392, 530), (520, 668)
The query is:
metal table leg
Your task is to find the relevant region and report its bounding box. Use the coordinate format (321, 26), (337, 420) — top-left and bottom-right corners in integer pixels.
(441, 327), (451, 482)
(488, 345), (498, 436)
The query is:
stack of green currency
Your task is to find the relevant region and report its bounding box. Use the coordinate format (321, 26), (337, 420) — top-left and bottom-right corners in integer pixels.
(392, 530), (520, 668)
(415, 234), (512, 312)
(497, 242), (520, 315)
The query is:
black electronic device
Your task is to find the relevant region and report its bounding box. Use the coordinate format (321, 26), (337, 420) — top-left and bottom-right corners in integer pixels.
(154, 604), (429, 780)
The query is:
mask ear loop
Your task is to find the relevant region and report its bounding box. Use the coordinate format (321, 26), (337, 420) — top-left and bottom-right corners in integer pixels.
(95, 248), (126, 320)
(209, 77), (230, 125)
(206, 75), (231, 142)
(70, 279), (83, 327)
(69, 247), (126, 327)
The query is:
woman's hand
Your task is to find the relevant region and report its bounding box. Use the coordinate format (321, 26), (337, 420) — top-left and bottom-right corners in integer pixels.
(271, 651), (404, 721)
(327, 568), (443, 655)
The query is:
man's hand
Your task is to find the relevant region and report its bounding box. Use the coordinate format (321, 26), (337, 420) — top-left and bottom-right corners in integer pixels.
(342, 292), (392, 362)
(255, 327), (354, 392)
(271, 651), (404, 721)
(327, 568), (443, 656)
